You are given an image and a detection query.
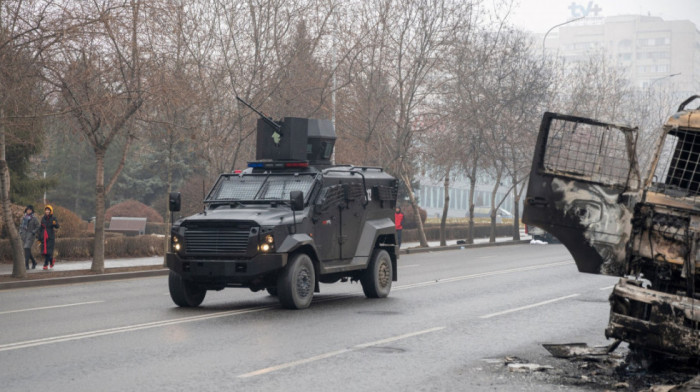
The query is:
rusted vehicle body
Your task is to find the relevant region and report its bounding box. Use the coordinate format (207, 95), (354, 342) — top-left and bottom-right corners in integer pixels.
(523, 96), (700, 358)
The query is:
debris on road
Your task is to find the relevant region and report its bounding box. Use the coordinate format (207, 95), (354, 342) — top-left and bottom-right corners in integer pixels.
(507, 363), (553, 373)
(542, 340), (622, 359)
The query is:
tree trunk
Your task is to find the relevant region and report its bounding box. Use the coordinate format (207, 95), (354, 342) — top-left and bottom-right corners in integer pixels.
(401, 173), (428, 247)
(512, 174), (520, 241)
(0, 123), (26, 278)
(489, 169), (503, 243)
(467, 176), (476, 245)
(163, 135), (172, 267)
(92, 149), (106, 273)
(439, 168), (450, 246)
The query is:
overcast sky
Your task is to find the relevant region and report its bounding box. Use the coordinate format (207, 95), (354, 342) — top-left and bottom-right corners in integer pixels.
(508, 0), (700, 33)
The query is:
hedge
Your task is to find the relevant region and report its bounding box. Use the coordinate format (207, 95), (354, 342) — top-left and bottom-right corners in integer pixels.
(401, 224), (514, 243)
(0, 235), (165, 262)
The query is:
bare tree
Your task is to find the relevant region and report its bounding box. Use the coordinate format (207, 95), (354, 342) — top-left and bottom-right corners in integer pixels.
(42, 1), (147, 272)
(0, 0), (66, 277)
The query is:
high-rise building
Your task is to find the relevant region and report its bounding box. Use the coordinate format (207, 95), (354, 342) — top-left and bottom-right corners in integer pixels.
(544, 15), (700, 96)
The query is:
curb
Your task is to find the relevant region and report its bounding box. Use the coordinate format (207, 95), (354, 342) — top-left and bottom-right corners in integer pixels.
(0, 268), (169, 291)
(400, 239), (531, 254)
(0, 239), (532, 290)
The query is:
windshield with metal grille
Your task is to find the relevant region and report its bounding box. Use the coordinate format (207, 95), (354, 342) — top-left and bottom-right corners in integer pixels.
(207, 174), (316, 202)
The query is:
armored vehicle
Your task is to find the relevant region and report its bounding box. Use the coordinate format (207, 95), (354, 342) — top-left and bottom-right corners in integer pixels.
(523, 96), (700, 358)
(166, 102), (398, 309)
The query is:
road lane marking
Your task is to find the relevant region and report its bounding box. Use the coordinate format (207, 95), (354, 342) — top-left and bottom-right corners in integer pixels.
(0, 301), (104, 315)
(478, 294), (580, 319)
(394, 260), (573, 291)
(599, 285), (616, 291)
(0, 261), (571, 352)
(0, 305), (276, 352)
(237, 326), (445, 378)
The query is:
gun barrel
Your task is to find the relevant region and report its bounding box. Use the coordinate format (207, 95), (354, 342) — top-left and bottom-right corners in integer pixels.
(236, 96), (280, 131)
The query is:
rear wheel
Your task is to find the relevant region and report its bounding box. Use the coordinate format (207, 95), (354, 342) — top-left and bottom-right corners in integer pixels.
(169, 271), (206, 307)
(277, 253), (315, 309)
(266, 287), (278, 296)
(361, 249), (393, 298)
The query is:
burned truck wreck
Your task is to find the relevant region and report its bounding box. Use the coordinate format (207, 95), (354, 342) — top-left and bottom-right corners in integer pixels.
(523, 96), (700, 358)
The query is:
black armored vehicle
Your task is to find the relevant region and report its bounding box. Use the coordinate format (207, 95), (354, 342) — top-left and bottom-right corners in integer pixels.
(166, 104), (398, 309)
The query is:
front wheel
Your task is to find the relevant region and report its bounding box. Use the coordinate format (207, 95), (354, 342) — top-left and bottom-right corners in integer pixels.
(277, 253), (315, 309)
(361, 249), (393, 298)
(169, 271), (206, 307)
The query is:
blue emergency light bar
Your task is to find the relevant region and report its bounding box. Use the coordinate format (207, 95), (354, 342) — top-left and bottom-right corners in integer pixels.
(247, 161), (309, 169)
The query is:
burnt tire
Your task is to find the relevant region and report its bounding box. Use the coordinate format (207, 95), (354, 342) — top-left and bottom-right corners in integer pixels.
(169, 270), (206, 307)
(361, 249), (393, 298)
(277, 253), (315, 309)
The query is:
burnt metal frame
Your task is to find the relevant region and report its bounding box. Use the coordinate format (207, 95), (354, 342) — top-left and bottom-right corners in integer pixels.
(535, 112), (641, 191)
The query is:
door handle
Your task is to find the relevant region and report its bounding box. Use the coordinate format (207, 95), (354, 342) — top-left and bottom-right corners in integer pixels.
(526, 197), (548, 207)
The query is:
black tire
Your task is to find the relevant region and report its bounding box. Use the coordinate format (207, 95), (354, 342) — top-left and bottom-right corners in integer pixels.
(361, 249), (393, 298)
(169, 270), (206, 307)
(267, 287), (278, 297)
(277, 253), (315, 309)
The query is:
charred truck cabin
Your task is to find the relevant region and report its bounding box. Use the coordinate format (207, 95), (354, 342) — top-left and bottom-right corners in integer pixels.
(166, 98), (398, 309)
(523, 95), (700, 358)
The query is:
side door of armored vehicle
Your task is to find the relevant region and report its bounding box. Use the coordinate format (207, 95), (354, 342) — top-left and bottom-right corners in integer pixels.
(311, 175), (366, 261)
(522, 112), (641, 276)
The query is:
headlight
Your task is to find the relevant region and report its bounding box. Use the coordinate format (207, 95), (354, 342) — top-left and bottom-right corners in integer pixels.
(174, 243), (182, 251)
(260, 243), (271, 252)
(264, 234), (274, 244)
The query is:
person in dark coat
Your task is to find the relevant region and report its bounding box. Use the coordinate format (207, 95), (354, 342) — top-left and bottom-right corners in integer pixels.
(38, 205), (59, 270)
(19, 205), (40, 269)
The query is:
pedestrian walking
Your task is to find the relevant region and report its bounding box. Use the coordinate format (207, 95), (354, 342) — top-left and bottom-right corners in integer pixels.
(19, 205), (40, 269)
(395, 207), (404, 248)
(38, 205), (59, 270)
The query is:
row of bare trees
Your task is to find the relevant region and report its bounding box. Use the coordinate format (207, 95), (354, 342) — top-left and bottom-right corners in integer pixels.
(1, 0), (677, 277)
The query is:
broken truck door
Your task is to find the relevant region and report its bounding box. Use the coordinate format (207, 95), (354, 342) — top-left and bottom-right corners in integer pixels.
(523, 112), (641, 276)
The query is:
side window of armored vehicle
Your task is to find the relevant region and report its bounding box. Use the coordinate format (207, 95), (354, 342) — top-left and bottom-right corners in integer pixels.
(651, 129), (700, 198)
(314, 184), (345, 215)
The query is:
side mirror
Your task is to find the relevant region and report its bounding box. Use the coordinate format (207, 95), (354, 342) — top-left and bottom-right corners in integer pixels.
(169, 192), (181, 212)
(290, 190), (304, 211)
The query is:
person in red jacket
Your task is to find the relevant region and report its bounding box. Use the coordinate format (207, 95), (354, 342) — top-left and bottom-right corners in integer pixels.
(394, 207), (404, 248)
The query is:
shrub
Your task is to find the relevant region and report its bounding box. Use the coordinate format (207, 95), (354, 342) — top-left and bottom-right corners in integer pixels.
(0, 234), (166, 262)
(0, 203), (87, 239)
(399, 203), (427, 229)
(106, 199), (164, 223)
(0, 203), (26, 238)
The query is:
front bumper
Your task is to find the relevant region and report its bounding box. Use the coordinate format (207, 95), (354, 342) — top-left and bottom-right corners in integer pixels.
(166, 252), (288, 285)
(606, 278), (700, 358)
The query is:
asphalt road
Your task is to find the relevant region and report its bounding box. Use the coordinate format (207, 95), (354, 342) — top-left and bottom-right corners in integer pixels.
(0, 244), (620, 392)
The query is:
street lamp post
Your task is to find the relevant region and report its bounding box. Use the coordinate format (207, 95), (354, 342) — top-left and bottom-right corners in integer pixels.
(542, 16), (586, 59)
(649, 73), (681, 89)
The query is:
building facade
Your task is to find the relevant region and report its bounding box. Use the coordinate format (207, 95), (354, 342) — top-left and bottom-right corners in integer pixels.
(545, 15), (700, 95)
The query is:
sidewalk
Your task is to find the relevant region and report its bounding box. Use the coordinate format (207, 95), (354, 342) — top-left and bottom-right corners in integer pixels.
(1, 233), (533, 276)
(401, 234), (531, 249)
(0, 256), (164, 276)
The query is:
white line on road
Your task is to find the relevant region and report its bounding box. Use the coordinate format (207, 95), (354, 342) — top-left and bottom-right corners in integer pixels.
(237, 326), (445, 378)
(0, 305), (275, 353)
(599, 285), (616, 291)
(0, 301), (104, 316)
(394, 260), (573, 291)
(479, 294), (580, 319)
